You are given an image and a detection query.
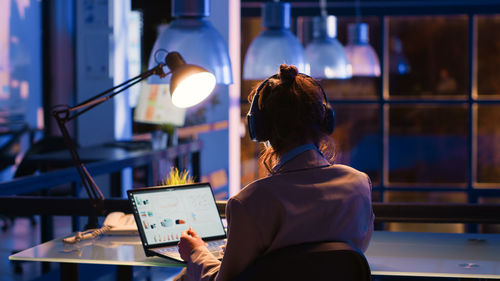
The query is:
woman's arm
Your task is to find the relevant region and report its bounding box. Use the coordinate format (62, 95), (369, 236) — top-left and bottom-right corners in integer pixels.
(216, 197), (266, 281)
(181, 197), (266, 281)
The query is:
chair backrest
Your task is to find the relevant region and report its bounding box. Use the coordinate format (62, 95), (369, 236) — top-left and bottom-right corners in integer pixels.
(232, 241), (371, 281)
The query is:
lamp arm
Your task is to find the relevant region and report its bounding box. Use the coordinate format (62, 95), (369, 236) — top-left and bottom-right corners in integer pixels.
(53, 111), (104, 228)
(52, 63), (168, 228)
(55, 63), (167, 122)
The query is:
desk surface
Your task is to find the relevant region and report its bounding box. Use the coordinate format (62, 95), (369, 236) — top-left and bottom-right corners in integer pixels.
(10, 231), (500, 279)
(9, 235), (183, 267)
(365, 231), (500, 279)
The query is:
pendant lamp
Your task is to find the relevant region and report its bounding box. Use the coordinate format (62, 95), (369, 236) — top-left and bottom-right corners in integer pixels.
(344, 22), (381, 77)
(305, 15), (352, 79)
(243, 2), (305, 80)
(389, 36), (410, 75)
(147, 0), (232, 85)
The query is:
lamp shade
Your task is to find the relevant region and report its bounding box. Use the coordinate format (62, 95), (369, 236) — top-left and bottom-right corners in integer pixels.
(243, 2), (305, 79)
(166, 52), (216, 108)
(147, 0), (232, 85)
(305, 16), (352, 79)
(344, 23), (381, 77)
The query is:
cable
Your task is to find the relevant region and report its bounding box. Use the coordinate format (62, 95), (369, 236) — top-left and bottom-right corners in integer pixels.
(62, 225), (112, 244)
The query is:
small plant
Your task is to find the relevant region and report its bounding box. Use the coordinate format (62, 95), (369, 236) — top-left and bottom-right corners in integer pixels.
(159, 123), (176, 136)
(162, 167), (193, 186)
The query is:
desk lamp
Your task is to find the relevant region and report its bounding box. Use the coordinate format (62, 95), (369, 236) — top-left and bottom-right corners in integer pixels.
(53, 51), (216, 228)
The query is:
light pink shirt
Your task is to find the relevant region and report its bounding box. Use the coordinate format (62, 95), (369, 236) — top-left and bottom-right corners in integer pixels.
(182, 149), (374, 281)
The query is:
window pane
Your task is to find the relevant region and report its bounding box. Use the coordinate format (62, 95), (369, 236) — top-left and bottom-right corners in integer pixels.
(477, 105), (500, 184)
(388, 16), (468, 98)
(388, 105), (468, 185)
(477, 15), (500, 97)
(332, 104), (380, 185)
(321, 78), (379, 99)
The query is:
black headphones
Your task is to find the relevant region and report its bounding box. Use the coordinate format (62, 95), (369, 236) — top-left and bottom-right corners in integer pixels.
(247, 73), (335, 142)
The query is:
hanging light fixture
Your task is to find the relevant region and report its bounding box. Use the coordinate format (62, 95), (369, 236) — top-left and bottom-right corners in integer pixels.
(304, 0), (351, 79)
(148, 0), (232, 85)
(389, 36), (411, 75)
(344, 0), (380, 77)
(344, 22), (380, 77)
(305, 15), (352, 79)
(243, 1), (305, 80)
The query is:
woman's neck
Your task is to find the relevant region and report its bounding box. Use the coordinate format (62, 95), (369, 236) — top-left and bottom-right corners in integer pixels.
(277, 140), (315, 157)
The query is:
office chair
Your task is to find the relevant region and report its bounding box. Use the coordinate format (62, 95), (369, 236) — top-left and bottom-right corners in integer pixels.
(232, 241), (371, 281)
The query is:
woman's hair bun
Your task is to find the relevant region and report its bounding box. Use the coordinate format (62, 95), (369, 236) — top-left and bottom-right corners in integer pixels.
(278, 64), (298, 85)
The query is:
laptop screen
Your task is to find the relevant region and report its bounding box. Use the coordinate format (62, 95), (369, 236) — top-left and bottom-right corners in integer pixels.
(128, 183), (226, 247)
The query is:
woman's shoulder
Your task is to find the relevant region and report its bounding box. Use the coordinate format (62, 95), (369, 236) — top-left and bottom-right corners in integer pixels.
(327, 163), (368, 177)
(231, 176), (277, 204)
(327, 164), (372, 191)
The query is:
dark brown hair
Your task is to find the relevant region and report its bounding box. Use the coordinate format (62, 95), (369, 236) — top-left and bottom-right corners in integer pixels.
(248, 64), (335, 173)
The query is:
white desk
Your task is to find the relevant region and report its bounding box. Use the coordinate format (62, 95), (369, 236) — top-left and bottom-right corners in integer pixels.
(365, 231), (500, 279)
(10, 231), (500, 280)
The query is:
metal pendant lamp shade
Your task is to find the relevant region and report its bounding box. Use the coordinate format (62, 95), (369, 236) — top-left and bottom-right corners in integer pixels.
(243, 2), (306, 80)
(305, 15), (352, 79)
(344, 23), (381, 77)
(147, 0), (233, 86)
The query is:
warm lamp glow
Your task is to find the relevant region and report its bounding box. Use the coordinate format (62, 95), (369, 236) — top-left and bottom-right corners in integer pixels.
(165, 51), (216, 108)
(171, 72), (216, 108)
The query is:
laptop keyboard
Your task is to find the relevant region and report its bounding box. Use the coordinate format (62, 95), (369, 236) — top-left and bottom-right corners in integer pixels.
(157, 240), (225, 260)
(206, 240), (225, 259)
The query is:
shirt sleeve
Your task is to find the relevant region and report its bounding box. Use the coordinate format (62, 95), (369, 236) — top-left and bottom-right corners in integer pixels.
(217, 197), (266, 281)
(186, 197), (266, 281)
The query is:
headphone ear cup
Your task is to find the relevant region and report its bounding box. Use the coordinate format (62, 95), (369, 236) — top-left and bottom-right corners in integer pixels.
(247, 76), (277, 142)
(247, 110), (267, 142)
(323, 105), (335, 134)
(247, 92), (268, 142)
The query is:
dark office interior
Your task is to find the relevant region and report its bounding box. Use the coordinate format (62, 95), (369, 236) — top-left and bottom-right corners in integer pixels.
(1, 0), (500, 280)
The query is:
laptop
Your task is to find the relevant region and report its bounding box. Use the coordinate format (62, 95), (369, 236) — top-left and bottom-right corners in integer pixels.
(127, 182), (227, 263)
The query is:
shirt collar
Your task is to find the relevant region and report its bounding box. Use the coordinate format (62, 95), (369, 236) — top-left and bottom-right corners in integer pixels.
(273, 144), (330, 174)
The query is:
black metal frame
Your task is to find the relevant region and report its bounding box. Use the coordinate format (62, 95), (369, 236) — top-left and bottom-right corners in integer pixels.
(2, 198), (499, 224)
(241, 2), (500, 212)
(241, 0), (500, 17)
(370, 14), (500, 205)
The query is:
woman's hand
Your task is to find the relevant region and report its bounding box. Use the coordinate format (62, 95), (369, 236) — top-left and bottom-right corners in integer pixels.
(178, 227), (206, 262)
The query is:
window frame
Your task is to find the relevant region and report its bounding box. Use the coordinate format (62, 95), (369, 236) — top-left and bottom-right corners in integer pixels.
(241, 2), (500, 205)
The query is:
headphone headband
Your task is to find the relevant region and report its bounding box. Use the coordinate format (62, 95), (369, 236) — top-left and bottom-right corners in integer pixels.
(247, 72), (335, 142)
